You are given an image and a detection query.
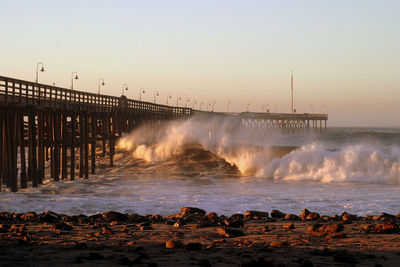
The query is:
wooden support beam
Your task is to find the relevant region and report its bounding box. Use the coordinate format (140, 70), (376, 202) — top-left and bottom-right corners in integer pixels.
(19, 113), (27, 188)
(70, 113), (76, 181)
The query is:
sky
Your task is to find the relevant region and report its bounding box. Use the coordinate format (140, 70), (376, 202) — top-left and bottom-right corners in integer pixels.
(0, 0), (399, 127)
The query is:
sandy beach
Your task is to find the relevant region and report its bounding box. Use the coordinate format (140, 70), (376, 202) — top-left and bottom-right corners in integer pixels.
(1, 207), (399, 266)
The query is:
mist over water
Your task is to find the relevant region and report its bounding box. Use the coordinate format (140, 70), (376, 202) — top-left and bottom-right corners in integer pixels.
(1, 116), (399, 216)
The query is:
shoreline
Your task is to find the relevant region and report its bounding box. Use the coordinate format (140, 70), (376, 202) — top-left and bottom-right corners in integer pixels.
(1, 208), (400, 266)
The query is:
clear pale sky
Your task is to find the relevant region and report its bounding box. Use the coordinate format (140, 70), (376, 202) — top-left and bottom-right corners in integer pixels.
(0, 0), (399, 127)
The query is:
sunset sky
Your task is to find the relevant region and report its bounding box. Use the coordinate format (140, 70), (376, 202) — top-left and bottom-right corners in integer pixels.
(0, 0), (399, 127)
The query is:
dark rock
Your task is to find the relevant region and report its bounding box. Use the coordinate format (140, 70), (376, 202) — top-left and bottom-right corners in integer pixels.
(21, 212), (37, 221)
(173, 220), (185, 228)
(306, 212), (320, 220)
(227, 214), (244, 221)
(180, 207), (206, 216)
(217, 226), (244, 238)
(285, 214), (300, 220)
(138, 222), (151, 227)
(307, 222), (344, 235)
(139, 225), (154, 231)
(185, 242), (202, 250)
(205, 212), (220, 224)
(363, 220), (400, 233)
(301, 208), (311, 220)
(164, 219), (176, 225)
(244, 210), (269, 219)
(51, 222), (73, 231)
(43, 213), (59, 223)
(102, 211), (127, 222)
(88, 214), (102, 221)
(224, 218), (244, 228)
(192, 221), (215, 230)
(126, 213), (141, 223)
(341, 212), (357, 222)
(333, 251), (358, 264)
(183, 214), (203, 223)
(150, 214), (164, 222)
(271, 210), (286, 218)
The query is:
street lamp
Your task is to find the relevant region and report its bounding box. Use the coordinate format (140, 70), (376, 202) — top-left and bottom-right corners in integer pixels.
(176, 95), (181, 106)
(153, 90), (159, 103)
(185, 97), (190, 108)
(227, 101), (231, 112)
(35, 62), (45, 83)
(139, 87), (145, 101)
(192, 99), (197, 109)
(199, 101), (204, 110)
(98, 78), (105, 94)
(166, 93), (172, 105)
(122, 84), (128, 96)
(211, 101), (216, 111)
(207, 102), (211, 111)
(71, 71), (79, 90)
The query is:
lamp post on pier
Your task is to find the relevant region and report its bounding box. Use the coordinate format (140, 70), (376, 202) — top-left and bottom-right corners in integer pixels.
(139, 87), (145, 101)
(199, 101), (204, 110)
(35, 62), (45, 83)
(98, 78), (105, 94)
(71, 71), (79, 90)
(166, 93), (172, 105)
(122, 84), (128, 96)
(185, 97), (190, 108)
(153, 90), (159, 103)
(192, 99), (197, 109)
(227, 101), (231, 112)
(176, 95), (181, 106)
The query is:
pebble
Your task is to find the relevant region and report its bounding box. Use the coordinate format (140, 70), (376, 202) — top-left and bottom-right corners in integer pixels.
(165, 240), (183, 249)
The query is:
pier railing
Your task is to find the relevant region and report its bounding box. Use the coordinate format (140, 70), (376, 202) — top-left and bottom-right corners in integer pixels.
(0, 75), (192, 116)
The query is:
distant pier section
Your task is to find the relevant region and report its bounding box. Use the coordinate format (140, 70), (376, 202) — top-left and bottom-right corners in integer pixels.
(0, 75), (327, 192)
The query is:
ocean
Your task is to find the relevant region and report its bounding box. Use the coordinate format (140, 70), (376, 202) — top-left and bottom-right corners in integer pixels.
(1, 115), (399, 217)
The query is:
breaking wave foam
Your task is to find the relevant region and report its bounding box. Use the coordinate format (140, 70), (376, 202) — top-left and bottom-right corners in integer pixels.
(117, 116), (400, 185)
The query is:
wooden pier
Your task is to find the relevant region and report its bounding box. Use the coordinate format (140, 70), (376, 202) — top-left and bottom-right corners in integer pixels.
(0, 75), (327, 192)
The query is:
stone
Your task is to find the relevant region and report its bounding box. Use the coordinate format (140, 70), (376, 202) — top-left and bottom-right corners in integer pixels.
(43, 213), (59, 223)
(283, 223), (294, 229)
(306, 212), (320, 220)
(140, 225), (154, 231)
(182, 214), (203, 223)
(364, 220), (400, 233)
(270, 210), (286, 218)
(395, 213), (400, 219)
(307, 222), (344, 235)
(51, 222), (73, 231)
(224, 218), (244, 228)
(217, 227), (244, 238)
(150, 214), (164, 222)
(180, 207), (206, 216)
(205, 212), (220, 224)
(333, 251), (358, 264)
(341, 212), (357, 222)
(244, 210), (269, 219)
(102, 226), (113, 234)
(165, 240), (183, 249)
(227, 214), (244, 221)
(126, 213), (141, 223)
(301, 208), (311, 220)
(109, 221), (119, 226)
(102, 211), (127, 222)
(185, 242), (202, 250)
(285, 214), (300, 220)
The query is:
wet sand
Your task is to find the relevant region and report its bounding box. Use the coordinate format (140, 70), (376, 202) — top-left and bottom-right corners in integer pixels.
(1, 208), (399, 266)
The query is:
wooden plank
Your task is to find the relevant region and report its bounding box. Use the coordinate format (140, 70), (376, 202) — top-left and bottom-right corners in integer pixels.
(37, 112), (44, 184)
(61, 113), (67, 179)
(29, 112), (38, 187)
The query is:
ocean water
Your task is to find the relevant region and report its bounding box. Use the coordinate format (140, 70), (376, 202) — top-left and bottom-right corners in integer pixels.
(1, 116), (399, 217)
